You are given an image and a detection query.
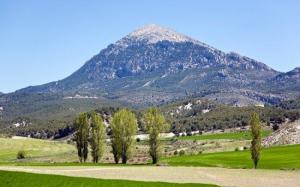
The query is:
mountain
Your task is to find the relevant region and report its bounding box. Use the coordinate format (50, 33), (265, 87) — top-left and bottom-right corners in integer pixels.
(14, 25), (283, 102)
(269, 67), (300, 92)
(0, 24), (299, 125)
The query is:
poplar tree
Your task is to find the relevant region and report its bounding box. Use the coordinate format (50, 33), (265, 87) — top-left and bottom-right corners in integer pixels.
(111, 109), (137, 164)
(250, 112), (261, 169)
(142, 107), (169, 164)
(74, 113), (89, 162)
(90, 111), (106, 163)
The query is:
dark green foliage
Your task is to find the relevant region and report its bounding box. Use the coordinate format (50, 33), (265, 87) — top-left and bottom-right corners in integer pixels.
(250, 112), (261, 169)
(74, 113), (89, 162)
(179, 150), (185, 156)
(17, 150), (26, 159)
(277, 97), (300, 109)
(0, 93), (120, 138)
(161, 98), (300, 133)
(174, 150), (178, 155)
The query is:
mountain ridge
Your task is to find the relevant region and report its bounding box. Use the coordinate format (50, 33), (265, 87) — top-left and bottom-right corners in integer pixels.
(1, 24), (299, 123)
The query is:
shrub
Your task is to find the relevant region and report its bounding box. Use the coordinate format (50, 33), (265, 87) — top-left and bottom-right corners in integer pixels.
(272, 124), (280, 131)
(179, 150), (185, 156)
(17, 150), (26, 159)
(174, 150), (178, 155)
(235, 147), (239, 152)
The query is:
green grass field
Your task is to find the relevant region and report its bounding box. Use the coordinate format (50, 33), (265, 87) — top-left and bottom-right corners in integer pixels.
(0, 137), (76, 163)
(162, 144), (300, 169)
(177, 130), (271, 141)
(0, 170), (217, 187)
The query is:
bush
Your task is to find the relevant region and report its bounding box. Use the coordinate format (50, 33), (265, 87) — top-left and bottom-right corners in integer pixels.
(17, 150), (26, 159)
(272, 124), (280, 131)
(174, 150), (178, 155)
(235, 147), (239, 152)
(179, 150), (185, 156)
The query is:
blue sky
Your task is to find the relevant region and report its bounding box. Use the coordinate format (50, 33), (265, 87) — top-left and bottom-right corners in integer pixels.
(0, 0), (299, 93)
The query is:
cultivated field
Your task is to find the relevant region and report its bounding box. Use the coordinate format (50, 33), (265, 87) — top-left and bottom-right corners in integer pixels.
(0, 170), (215, 187)
(1, 166), (300, 187)
(0, 137), (76, 163)
(162, 144), (300, 169)
(177, 130), (271, 141)
(1, 133), (300, 187)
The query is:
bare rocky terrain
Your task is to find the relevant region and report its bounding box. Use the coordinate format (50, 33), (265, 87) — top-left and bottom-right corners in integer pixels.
(263, 120), (300, 146)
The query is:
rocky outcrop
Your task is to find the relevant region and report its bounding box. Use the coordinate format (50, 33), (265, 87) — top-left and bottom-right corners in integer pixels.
(263, 120), (300, 147)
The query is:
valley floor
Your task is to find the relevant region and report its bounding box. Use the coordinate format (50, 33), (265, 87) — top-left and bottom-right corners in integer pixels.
(1, 166), (300, 187)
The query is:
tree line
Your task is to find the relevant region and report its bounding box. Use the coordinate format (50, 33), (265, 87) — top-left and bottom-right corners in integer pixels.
(74, 107), (169, 164)
(74, 107), (262, 169)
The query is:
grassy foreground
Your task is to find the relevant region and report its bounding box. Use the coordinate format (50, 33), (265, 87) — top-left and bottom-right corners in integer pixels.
(162, 144), (300, 169)
(0, 137), (76, 162)
(0, 170), (217, 187)
(177, 130), (271, 141)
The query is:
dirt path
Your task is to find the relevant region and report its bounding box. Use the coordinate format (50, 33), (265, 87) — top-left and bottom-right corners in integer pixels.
(1, 166), (300, 187)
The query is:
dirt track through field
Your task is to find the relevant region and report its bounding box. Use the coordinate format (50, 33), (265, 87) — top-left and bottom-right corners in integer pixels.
(1, 166), (300, 187)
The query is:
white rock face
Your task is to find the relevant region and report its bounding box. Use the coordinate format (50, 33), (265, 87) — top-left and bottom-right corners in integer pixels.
(13, 123), (21, 127)
(184, 103), (193, 110)
(116, 24), (214, 49)
(64, 94), (98, 99)
(128, 24), (195, 44)
(202, 109), (210, 114)
(263, 120), (300, 146)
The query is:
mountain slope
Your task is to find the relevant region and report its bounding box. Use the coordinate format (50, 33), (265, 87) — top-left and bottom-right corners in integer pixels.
(15, 25), (283, 104)
(269, 67), (300, 92)
(0, 24), (299, 126)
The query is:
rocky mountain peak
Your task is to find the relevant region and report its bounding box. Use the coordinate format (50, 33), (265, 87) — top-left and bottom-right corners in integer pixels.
(118, 24), (197, 45)
(129, 24), (194, 43)
(7, 24), (295, 107)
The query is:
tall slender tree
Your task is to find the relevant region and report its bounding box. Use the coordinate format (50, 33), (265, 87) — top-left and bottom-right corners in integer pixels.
(111, 109), (137, 164)
(89, 111), (106, 163)
(142, 107), (169, 164)
(250, 112), (261, 169)
(74, 113), (89, 162)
